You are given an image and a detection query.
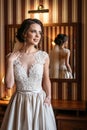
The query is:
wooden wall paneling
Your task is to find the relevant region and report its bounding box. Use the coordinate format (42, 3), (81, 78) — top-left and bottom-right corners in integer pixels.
(62, 82), (68, 100)
(48, 0), (53, 23)
(74, 25), (78, 79)
(4, 0), (8, 25)
(72, 82), (77, 100)
(38, 0), (43, 22)
(76, 23), (82, 81)
(21, 0), (25, 21)
(71, 26), (75, 78)
(77, 82), (82, 101)
(77, 0), (82, 22)
(29, 0), (34, 18)
(5, 26), (9, 56)
(58, 81), (62, 100)
(43, 26), (49, 52)
(47, 26), (52, 53)
(8, 28), (12, 53)
(68, 0), (72, 23)
(67, 82), (72, 100)
(4, 0), (8, 59)
(77, 23), (82, 81)
(58, 0), (62, 23)
(13, 0), (16, 25)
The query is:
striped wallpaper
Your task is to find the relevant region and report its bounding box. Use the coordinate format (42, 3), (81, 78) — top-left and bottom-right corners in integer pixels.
(5, 0), (81, 25)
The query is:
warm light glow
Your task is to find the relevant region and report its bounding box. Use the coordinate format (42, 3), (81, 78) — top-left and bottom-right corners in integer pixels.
(52, 41), (55, 46)
(2, 77), (5, 84)
(38, 5), (44, 10)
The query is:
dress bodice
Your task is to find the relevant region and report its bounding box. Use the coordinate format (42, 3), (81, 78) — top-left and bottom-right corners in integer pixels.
(14, 50), (48, 91)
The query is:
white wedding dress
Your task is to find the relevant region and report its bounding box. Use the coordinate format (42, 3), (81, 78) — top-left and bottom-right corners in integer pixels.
(1, 50), (57, 130)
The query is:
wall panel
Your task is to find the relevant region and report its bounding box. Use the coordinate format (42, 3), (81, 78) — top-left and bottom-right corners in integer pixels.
(4, 0), (82, 24)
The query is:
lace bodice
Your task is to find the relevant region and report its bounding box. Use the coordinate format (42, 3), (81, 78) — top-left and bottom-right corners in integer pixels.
(14, 50), (48, 91)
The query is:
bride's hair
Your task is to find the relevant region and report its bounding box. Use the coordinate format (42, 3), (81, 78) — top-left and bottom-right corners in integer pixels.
(16, 18), (44, 43)
(54, 34), (68, 46)
(13, 18), (44, 52)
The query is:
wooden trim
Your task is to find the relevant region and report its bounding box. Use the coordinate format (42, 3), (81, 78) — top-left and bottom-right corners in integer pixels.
(21, 0), (25, 21)
(4, 0), (8, 61)
(68, 0), (72, 23)
(58, 82), (62, 100)
(13, 0), (16, 25)
(52, 99), (86, 111)
(30, 0), (34, 18)
(49, 0), (53, 23)
(77, 0), (82, 22)
(67, 82), (72, 100)
(4, 0), (8, 25)
(58, 0), (62, 23)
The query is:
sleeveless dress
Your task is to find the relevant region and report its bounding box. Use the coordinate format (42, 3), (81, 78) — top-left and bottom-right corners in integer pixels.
(50, 46), (73, 79)
(1, 50), (57, 130)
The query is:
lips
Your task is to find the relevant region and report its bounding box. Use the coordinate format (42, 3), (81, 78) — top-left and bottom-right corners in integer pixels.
(33, 39), (39, 42)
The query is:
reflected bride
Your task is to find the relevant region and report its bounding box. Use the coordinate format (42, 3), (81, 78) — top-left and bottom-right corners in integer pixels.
(49, 34), (73, 79)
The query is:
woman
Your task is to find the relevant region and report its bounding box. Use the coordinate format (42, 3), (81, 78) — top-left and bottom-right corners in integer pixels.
(50, 34), (73, 79)
(1, 18), (57, 130)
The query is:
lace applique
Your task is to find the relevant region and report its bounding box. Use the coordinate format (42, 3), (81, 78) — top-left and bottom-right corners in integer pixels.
(35, 51), (48, 64)
(13, 51), (48, 91)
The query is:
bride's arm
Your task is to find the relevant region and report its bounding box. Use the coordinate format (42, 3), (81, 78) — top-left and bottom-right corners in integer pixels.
(65, 50), (72, 73)
(42, 56), (51, 105)
(5, 52), (20, 89)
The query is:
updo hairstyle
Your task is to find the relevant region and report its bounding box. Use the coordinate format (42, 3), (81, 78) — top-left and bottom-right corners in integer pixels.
(16, 18), (44, 43)
(54, 34), (68, 46)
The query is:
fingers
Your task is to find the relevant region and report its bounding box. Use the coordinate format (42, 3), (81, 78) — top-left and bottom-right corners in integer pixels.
(11, 51), (20, 58)
(7, 51), (20, 63)
(44, 97), (51, 106)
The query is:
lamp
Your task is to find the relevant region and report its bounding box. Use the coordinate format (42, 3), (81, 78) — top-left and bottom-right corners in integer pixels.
(28, 4), (49, 13)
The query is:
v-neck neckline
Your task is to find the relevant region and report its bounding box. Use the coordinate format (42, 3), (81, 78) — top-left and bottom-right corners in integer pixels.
(16, 50), (40, 77)
(17, 59), (36, 77)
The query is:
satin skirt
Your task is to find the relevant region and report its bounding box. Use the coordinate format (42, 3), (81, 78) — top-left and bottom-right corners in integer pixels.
(1, 90), (57, 130)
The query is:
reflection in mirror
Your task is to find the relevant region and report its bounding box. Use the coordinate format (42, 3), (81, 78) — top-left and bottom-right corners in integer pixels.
(43, 24), (78, 79)
(49, 34), (73, 79)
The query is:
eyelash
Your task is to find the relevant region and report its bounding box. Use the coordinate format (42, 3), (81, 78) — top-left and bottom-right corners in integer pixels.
(31, 30), (42, 35)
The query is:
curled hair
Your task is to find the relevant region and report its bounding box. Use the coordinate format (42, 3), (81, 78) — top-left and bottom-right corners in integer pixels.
(54, 34), (68, 46)
(16, 18), (44, 43)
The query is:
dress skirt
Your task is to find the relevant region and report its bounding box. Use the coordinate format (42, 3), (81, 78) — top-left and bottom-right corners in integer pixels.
(1, 90), (57, 130)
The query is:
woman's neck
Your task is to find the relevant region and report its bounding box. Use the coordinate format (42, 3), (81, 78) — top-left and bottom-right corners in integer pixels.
(21, 44), (37, 54)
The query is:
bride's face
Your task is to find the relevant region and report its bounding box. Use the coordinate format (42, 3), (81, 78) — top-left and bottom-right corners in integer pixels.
(25, 23), (42, 46)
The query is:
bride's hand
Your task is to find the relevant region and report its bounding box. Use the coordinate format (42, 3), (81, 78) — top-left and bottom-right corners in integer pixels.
(44, 96), (51, 106)
(7, 52), (20, 63)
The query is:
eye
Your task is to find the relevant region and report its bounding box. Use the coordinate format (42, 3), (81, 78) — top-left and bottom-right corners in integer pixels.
(31, 30), (36, 33)
(31, 29), (42, 35)
(39, 31), (42, 35)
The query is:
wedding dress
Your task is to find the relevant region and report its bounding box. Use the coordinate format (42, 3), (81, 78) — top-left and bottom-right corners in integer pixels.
(1, 50), (57, 130)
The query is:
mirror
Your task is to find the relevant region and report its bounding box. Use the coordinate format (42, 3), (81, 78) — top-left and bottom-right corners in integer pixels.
(43, 24), (78, 79)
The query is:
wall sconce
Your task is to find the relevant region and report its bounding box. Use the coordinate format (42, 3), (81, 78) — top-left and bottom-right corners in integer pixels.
(28, 4), (49, 13)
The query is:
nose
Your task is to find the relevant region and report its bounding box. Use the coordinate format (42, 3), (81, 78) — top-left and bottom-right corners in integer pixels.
(36, 32), (40, 37)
